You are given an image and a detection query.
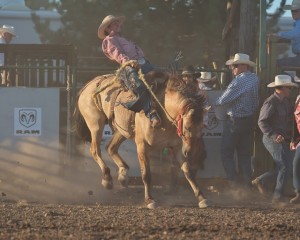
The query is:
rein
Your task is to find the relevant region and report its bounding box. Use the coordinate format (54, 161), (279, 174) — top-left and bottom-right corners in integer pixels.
(137, 68), (176, 125)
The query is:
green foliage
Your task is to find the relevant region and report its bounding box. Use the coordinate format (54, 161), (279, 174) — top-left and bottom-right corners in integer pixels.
(31, 0), (226, 69)
(267, 0), (286, 31)
(25, 0), (56, 10)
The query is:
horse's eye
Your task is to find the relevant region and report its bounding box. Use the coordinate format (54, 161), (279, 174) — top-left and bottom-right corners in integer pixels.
(184, 128), (192, 137)
(184, 126), (191, 132)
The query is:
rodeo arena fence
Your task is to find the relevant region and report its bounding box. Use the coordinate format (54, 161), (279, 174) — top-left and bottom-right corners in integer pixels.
(0, 43), (294, 203)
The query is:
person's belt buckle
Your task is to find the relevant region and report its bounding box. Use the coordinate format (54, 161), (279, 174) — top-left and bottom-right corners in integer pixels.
(137, 58), (146, 65)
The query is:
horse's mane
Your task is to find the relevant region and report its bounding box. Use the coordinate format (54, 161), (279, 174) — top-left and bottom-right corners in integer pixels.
(166, 74), (187, 92)
(166, 74), (205, 123)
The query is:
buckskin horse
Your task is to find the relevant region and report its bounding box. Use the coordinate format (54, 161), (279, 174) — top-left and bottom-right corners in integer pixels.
(73, 70), (209, 209)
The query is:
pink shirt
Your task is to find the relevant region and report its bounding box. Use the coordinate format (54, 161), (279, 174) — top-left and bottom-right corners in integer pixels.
(102, 31), (145, 65)
(294, 96), (300, 148)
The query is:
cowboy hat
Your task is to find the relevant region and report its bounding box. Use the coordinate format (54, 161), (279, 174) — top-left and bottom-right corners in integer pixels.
(0, 25), (16, 37)
(198, 72), (217, 83)
(98, 15), (125, 39)
(267, 75), (298, 88)
(181, 65), (200, 78)
(225, 53), (256, 67)
(283, 0), (300, 10)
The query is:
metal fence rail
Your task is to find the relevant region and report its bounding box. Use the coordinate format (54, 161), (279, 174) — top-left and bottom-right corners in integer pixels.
(0, 44), (77, 161)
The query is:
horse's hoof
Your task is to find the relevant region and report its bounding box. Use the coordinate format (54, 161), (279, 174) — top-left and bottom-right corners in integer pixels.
(118, 167), (129, 188)
(102, 179), (113, 190)
(147, 202), (156, 209)
(198, 199), (209, 208)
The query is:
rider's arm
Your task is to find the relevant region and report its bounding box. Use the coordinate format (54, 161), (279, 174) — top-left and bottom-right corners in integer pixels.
(102, 36), (130, 64)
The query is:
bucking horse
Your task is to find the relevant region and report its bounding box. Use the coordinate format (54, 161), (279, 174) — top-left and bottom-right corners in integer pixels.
(73, 66), (209, 209)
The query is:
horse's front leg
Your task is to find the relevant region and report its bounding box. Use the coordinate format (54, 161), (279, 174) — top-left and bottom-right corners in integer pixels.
(181, 161), (208, 208)
(136, 143), (155, 209)
(181, 161), (209, 208)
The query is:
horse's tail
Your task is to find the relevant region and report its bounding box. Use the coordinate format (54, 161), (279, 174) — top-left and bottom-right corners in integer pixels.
(72, 96), (92, 143)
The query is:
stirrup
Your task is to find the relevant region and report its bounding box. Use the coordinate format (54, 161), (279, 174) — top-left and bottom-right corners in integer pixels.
(149, 110), (161, 128)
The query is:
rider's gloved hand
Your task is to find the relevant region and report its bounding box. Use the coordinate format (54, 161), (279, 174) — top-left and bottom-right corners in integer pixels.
(130, 60), (140, 69)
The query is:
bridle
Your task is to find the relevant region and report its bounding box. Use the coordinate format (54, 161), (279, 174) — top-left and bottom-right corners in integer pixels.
(175, 101), (195, 140)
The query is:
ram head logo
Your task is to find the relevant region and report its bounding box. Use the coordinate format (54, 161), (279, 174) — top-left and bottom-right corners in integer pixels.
(19, 109), (37, 128)
(205, 112), (219, 130)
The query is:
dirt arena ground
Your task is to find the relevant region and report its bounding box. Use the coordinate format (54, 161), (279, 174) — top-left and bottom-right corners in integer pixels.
(0, 185), (299, 240)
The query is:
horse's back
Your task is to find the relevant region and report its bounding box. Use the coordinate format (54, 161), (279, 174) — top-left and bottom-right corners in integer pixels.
(87, 75), (135, 139)
(78, 76), (103, 118)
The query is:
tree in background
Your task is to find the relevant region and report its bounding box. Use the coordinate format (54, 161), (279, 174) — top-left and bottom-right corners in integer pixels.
(25, 0), (56, 10)
(25, 0), (290, 72)
(222, 0), (287, 62)
(26, 0), (226, 71)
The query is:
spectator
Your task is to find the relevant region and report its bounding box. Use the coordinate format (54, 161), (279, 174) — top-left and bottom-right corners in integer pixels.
(273, 0), (300, 77)
(197, 72), (217, 91)
(289, 82), (300, 204)
(0, 25), (16, 86)
(181, 65), (200, 86)
(215, 53), (259, 190)
(254, 75), (296, 203)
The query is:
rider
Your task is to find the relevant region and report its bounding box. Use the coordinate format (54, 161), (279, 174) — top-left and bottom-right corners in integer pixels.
(98, 15), (161, 128)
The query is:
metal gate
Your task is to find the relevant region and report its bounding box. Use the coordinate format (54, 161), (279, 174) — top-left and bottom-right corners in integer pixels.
(0, 44), (76, 158)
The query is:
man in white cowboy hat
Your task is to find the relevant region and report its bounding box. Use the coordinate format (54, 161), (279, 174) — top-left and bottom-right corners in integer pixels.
(98, 15), (164, 128)
(254, 75), (297, 204)
(0, 25), (16, 86)
(197, 72), (217, 91)
(272, 0), (300, 76)
(215, 53), (259, 191)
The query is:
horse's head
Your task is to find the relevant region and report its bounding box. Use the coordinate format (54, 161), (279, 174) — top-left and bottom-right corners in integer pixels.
(175, 98), (205, 158)
(165, 75), (206, 159)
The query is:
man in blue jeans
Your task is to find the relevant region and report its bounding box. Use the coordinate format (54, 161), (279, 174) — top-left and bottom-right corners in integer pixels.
(254, 75), (297, 203)
(215, 53), (259, 190)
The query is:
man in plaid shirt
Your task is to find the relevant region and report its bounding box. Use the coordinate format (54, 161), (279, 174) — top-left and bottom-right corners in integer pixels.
(215, 53), (259, 191)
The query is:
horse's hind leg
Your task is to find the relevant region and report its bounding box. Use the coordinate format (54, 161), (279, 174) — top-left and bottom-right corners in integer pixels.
(106, 131), (129, 187)
(89, 122), (114, 190)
